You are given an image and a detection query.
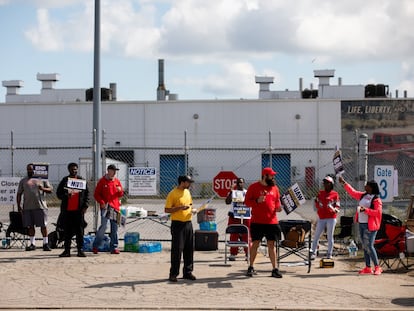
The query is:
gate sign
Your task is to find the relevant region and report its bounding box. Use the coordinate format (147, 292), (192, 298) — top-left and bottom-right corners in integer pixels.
(0, 177), (20, 205)
(374, 165), (396, 203)
(213, 171), (238, 198)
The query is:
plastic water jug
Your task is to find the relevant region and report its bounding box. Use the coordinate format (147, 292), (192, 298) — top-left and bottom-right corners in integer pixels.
(348, 239), (358, 257)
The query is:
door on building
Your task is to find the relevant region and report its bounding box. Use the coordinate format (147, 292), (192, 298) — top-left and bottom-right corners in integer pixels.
(261, 154), (291, 191)
(159, 154), (186, 195)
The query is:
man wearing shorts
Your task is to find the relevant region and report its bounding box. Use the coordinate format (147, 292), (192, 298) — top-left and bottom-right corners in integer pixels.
(245, 167), (283, 278)
(17, 163), (53, 251)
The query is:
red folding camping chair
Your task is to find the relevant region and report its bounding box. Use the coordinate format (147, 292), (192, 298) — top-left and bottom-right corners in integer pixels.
(374, 214), (408, 272)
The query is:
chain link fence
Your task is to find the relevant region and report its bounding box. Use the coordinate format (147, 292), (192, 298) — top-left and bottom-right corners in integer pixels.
(1, 133), (413, 243)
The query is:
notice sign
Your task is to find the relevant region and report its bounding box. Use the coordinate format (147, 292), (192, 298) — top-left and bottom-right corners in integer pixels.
(66, 178), (87, 190)
(333, 150), (344, 175)
(281, 183), (306, 215)
(0, 177), (20, 205)
(128, 167), (157, 196)
(33, 163), (49, 179)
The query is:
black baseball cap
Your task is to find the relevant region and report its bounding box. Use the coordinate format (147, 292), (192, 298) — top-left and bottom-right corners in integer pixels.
(107, 164), (119, 171)
(178, 175), (194, 183)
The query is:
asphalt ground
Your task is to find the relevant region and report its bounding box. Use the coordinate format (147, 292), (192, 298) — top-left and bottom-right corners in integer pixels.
(1, 199), (413, 310)
(0, 239), (413, 311)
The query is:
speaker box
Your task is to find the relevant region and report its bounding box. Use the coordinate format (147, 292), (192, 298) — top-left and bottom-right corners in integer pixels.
(319, 258), (335, 268)
(194, 230), (218, 251)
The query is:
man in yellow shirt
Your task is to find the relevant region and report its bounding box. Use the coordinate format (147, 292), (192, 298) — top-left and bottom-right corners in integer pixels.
(165, 175), (197, 282)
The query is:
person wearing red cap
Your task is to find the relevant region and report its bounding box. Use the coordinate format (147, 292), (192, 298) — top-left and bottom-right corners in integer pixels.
(310, 175), (340, 260)
(244, 167), (283, 278)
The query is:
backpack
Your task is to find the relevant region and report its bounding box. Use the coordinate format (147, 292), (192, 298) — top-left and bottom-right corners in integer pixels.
(282, 225), (306, 248)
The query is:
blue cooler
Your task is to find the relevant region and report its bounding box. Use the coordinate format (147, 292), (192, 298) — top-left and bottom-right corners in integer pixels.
(199, 221), (217, 231)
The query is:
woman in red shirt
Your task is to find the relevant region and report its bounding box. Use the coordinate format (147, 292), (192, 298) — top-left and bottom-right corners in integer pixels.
(339, 176), (382, 275)
(311, 176), (340, 260)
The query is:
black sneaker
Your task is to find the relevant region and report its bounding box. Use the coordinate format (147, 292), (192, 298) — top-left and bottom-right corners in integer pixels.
(271, 268), (283, 278)
(246, 266), (255, 277)
(25, 244), (36, 251)
(77, 251), (87, 257)
(168, 275), (178, 282)
(183, 273), (196, 280)
(59, 251), (71, 257)
(43, 244), (51, 251)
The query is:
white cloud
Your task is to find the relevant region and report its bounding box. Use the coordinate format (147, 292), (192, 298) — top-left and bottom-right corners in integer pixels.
(15, 0), (414, 98)
(23, 0), (414, 62)
(24, 8), (64, 51)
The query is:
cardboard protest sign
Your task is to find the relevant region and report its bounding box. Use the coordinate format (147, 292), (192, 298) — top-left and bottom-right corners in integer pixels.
(333, 150), (345, 175)
(281, 183), (306, 215)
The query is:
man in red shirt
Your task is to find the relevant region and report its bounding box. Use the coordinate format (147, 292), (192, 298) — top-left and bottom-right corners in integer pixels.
(245, 167), (283, 278)
(56, 163), (89, 257)
(92, 164), (124, 254)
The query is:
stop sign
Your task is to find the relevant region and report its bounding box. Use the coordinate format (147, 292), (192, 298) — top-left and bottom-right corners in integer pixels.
(213, 171), (238, 198)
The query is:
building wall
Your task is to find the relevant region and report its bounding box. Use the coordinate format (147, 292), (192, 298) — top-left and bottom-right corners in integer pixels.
(0, 98), (341, 188)
(0, 98), (341, 148)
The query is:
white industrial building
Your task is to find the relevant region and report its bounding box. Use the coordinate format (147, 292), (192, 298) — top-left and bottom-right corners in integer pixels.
(0, 64), (411, 196)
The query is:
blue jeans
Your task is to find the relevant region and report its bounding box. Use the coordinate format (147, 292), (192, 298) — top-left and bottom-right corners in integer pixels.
(93, 208), (118, 251)
(311, 218), (337, 257)
(359, 223), (379, 267)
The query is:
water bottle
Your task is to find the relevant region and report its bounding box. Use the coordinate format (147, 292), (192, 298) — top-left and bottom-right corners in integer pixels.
(348, 239), (358, 257)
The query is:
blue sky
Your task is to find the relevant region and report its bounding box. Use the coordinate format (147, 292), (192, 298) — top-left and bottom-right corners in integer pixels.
(0, 0), (413, 101)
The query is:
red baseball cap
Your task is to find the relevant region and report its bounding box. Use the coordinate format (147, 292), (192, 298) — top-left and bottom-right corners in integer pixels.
(262, 167), (277, 176)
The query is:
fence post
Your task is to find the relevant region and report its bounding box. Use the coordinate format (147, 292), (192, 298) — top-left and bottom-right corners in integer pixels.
(358, 133), (368, 190)
(10, 131), (14, 176)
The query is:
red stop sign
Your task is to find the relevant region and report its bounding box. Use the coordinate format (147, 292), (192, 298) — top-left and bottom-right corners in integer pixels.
(213, 171), (238, 198)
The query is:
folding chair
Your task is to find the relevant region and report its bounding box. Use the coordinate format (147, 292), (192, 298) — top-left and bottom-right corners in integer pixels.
(374, 223), (408, 272)
(224, 224), (250, 265)
(5, 211), (28, 248)
(277, 220), (312, 273)
(334, 216), (354, 254)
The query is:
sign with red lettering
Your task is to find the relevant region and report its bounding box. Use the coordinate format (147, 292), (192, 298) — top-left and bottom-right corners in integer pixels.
(212, 171), (238, 198)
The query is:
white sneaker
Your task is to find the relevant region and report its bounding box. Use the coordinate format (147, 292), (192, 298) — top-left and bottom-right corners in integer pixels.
(310, 253), (316, 260)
